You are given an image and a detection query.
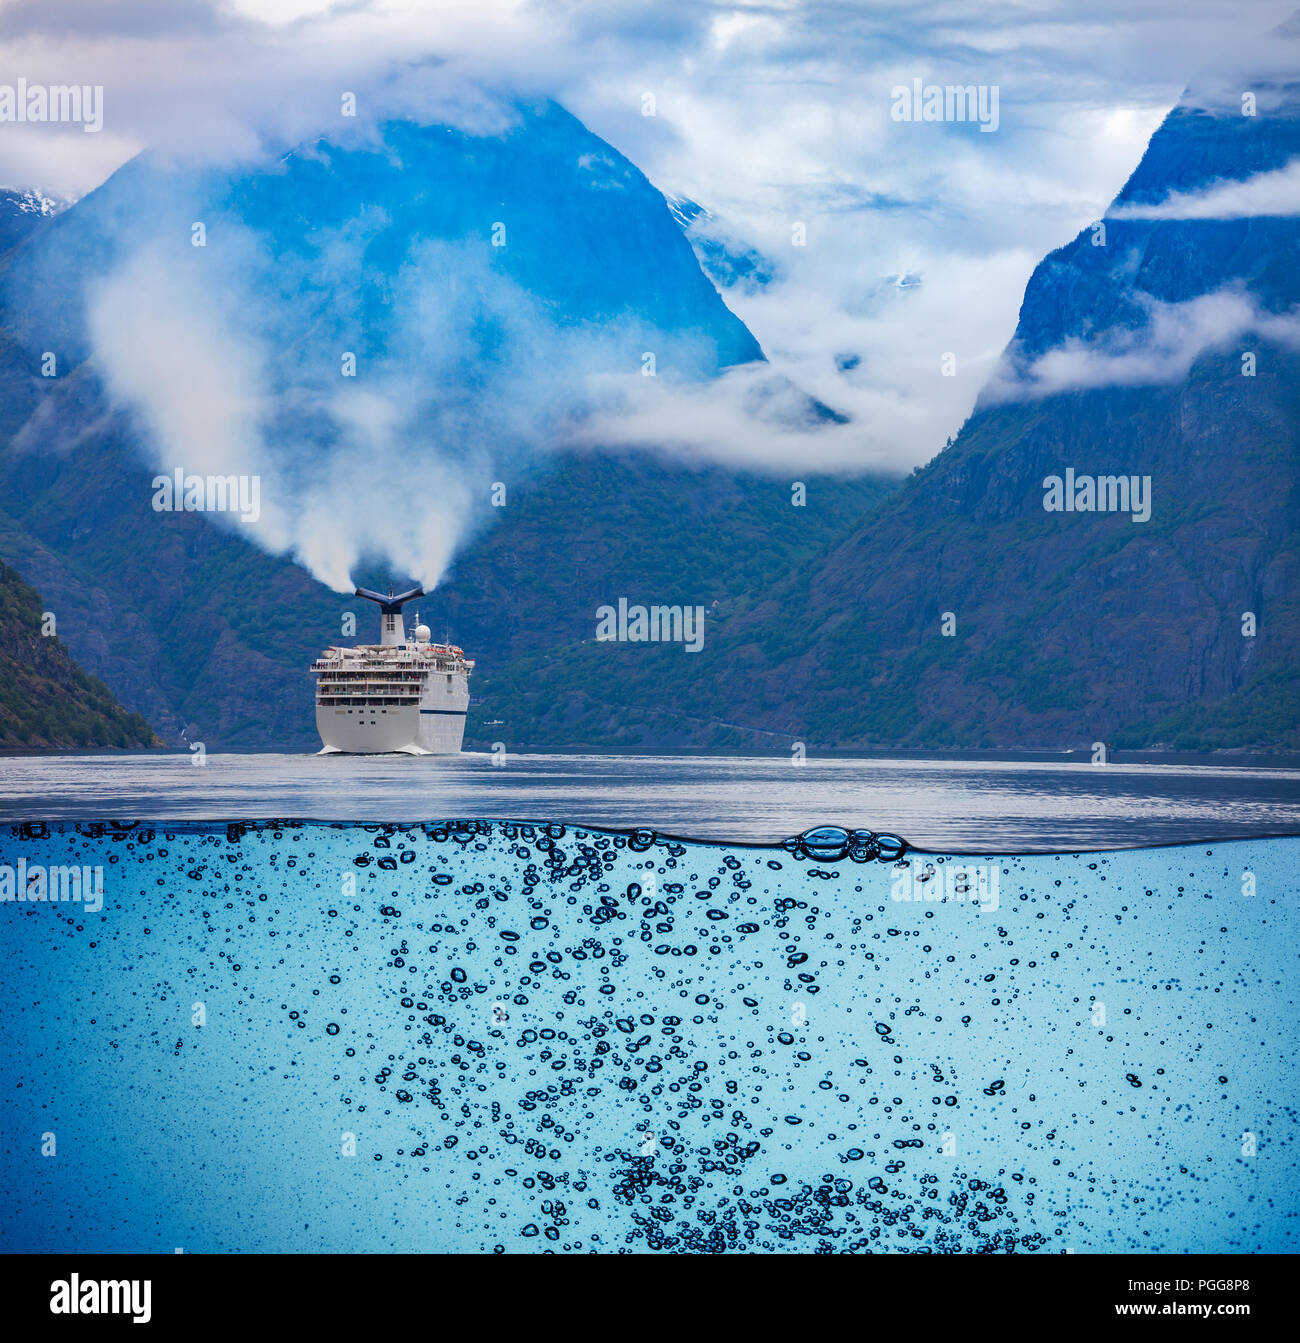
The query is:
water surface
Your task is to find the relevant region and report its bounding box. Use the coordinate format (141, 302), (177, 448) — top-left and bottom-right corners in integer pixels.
(1, 750), (1298, 850)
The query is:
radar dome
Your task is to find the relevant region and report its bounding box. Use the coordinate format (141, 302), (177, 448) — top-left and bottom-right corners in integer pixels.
(414, 624), (431, 642)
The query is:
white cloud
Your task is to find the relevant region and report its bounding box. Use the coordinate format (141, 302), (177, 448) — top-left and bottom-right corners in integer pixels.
(985, 288), (1300, 401)
(1110, 157), (1300, 219)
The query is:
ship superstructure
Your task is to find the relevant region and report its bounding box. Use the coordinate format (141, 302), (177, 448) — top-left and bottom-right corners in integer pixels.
(311, 586), (473, 754)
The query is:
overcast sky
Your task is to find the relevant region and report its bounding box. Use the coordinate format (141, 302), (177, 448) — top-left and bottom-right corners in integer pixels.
(1, 0), (1296, 479)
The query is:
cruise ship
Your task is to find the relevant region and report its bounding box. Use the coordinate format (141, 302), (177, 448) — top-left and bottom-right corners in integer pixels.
(311, 586), (474, 754)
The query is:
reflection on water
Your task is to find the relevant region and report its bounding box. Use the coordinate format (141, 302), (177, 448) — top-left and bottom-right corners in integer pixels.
(1, 750), (1299, 849)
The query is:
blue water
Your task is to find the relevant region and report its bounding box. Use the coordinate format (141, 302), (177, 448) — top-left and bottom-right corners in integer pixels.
(1, 820), (1295, 1253)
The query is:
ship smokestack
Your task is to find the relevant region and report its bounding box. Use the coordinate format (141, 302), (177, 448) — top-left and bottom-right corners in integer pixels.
(354, 585), (425, 647)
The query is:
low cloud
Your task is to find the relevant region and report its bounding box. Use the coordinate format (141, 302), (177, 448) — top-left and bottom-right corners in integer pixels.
(1111, 157), (1300, 219)
(985, 287), (1300, 401)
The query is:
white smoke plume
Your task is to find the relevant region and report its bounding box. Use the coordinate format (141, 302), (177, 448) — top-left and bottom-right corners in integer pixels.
(86, 218), (619, 592)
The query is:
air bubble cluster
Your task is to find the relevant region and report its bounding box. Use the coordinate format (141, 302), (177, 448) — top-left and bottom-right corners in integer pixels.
(0, 819), (1292, 1253)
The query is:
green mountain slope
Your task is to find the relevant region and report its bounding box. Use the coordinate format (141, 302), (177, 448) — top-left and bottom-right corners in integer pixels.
(0, 558), (159, 748)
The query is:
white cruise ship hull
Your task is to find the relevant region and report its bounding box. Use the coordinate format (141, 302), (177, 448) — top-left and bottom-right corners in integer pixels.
(316, 704), (468, 755)
(310, 589), (474, 755)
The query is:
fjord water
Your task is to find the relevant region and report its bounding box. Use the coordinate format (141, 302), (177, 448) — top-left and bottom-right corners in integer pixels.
(0, 818), (1294, 1253)
(1, 755), (1296, 1252)
(1, 750), (1299, 849)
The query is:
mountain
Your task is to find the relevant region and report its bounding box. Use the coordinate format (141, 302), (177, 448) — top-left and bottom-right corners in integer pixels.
(0, 187), (62, 257)
(436, 451), (894, 705)
(667, 196), (782, 295)
(475, 28), (1300, 751)
(0, 559), (158, 749)
(17, 46), (1289, 758)
(0, 100), (887, 749)
(0, 101), (761, 428)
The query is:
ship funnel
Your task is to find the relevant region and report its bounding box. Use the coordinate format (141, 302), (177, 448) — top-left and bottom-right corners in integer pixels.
(355, 585), (425, 646)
